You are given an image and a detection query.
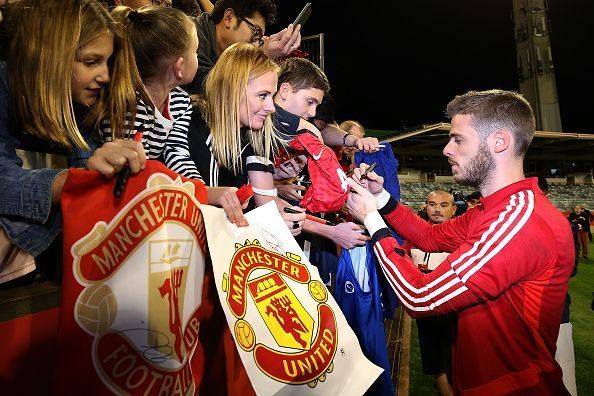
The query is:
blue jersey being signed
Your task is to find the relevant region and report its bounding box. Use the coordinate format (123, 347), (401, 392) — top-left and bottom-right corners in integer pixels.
(334, 243), (394, 396)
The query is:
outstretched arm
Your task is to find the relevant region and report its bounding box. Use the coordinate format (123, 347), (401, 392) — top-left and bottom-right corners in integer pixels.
(320, 124), (379, 153)
(248, 169), (306, 236)
(303, 219), (369, 250)
(347, 178), (546, 319)
(197, 0), (213, 14)
(351, 163), (468, 252)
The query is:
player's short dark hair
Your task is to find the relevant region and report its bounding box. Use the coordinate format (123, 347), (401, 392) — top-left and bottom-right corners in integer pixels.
(446, 89), (535, 157)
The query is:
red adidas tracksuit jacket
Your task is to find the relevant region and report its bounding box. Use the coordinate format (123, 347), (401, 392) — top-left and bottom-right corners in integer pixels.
(370, 178), (574, 395)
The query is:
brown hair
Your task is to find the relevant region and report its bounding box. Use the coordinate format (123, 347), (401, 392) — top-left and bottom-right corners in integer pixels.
(277, 57), (330, 95)
(111, 5), (196, 84)
(210, 0), (276, 26)
(446, 89), (535, 156)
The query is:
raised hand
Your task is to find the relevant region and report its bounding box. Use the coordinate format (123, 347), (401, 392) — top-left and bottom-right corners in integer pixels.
(261, 23), (301, 59)
(354, 137), (380, 153)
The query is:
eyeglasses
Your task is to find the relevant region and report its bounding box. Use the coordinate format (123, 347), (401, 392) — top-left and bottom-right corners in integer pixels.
(237, 16), (264, 46)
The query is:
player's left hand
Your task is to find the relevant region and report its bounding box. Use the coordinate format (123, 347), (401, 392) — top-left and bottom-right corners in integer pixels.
(352, 163), (385, 195)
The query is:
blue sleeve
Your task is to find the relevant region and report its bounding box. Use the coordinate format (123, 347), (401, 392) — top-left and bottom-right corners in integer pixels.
(0, 62), (63, 223)
(0, 62), (64, 256)
(67, 128), (102, 168)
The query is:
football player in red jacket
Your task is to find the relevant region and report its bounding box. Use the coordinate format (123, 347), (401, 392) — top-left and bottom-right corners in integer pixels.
(347, 90), (574, 395)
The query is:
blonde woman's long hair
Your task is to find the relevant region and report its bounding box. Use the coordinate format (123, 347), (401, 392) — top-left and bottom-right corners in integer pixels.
(8, 0), (140, 149)
(203, 42), (279, 175)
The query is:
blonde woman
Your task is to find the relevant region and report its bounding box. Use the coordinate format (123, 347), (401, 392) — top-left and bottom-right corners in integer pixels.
(109, 6), (250, 225)
(188, 42), (306, 234)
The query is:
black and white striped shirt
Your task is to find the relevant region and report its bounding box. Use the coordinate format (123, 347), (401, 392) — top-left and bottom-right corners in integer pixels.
(187, 109), (274, 189)
(101, 87), (201, 180)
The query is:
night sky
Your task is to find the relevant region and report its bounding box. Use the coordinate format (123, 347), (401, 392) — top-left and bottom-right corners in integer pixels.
(273, 1), (594, 134)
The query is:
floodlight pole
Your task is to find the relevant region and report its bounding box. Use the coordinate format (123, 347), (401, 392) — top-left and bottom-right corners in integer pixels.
(512, 0), (562, 132)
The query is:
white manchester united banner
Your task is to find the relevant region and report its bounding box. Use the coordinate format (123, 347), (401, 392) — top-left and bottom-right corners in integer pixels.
(201, 202), (382, 395)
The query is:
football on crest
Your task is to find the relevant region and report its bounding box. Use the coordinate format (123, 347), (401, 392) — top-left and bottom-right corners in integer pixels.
(234, 319), (255, 351)
(75, 284), (118, 335)
(308, 280), (328, 302)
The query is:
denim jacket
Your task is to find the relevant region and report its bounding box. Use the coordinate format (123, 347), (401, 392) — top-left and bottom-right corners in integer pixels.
(0, 61), (99, 256)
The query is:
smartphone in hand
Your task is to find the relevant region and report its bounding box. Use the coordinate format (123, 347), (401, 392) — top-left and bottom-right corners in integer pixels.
(293, 2), (311, 28)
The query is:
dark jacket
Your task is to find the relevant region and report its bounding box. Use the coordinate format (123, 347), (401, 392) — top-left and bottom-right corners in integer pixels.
(187, 12), (218, 94)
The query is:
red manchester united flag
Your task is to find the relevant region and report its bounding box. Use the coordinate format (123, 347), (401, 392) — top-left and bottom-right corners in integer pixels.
(55, 160), (211, 395)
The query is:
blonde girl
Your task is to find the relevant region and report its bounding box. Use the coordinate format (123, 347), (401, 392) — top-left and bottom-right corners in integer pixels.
(0, 0), (145, 259)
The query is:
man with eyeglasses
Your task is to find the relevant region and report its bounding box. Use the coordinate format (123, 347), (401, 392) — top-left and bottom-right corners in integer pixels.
(187, 0), (301, 94)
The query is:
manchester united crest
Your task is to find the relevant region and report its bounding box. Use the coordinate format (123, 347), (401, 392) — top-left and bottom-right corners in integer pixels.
(69, 173), (208, 395)
(221, 240), (337, 388)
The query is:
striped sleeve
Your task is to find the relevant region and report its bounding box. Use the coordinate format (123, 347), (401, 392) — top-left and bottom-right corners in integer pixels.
(381, 199), (470, 253)
(372, 190), (536, 318)
(204, 134), (219, 187)
(100, 96), (151, 142)
(100, 89), (202, 183)
(245, 154), (274, 174)
(162, 90), (203, 181)
(242, 144), (274, 174)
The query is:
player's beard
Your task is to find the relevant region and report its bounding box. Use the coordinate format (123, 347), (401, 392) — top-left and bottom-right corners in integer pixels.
(454, 141), (495, 190)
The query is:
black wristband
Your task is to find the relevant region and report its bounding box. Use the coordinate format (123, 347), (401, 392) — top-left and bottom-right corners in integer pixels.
(378, 196), (399, 215)
(343, 133), (353, 147)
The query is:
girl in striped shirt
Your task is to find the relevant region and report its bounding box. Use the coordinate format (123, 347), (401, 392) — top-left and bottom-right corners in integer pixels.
(106, 5), (247, 225)
(105, 5), (199, 179)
